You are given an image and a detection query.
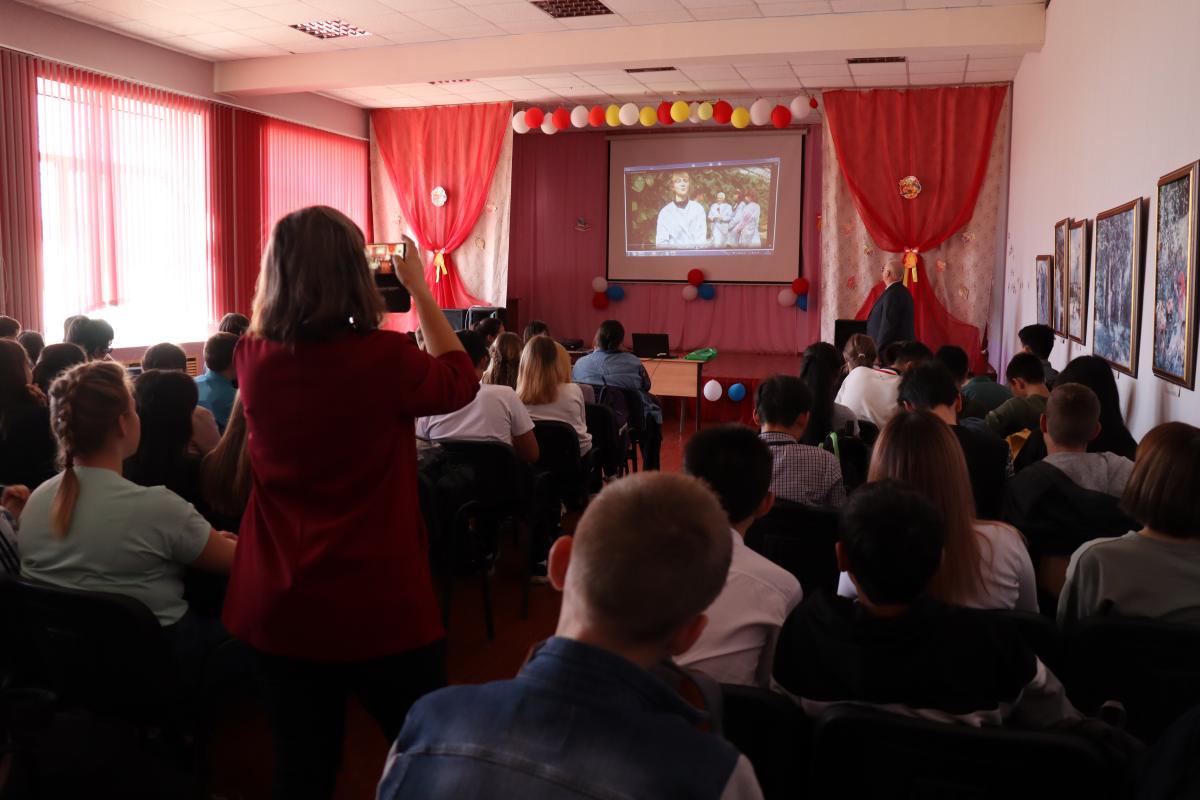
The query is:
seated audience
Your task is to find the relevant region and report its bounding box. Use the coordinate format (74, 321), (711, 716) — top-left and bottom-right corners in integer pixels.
(572, 320), (662, 470)
(1058, 422), (1200, 627)
(985, 352), (1050, 437)
(0, 316), (20, 339)
(217, 312), (250, 337)
(1, 485), (28, 576)
(552, 339), (593, 403)
(123, 369), (206, 511)
(481, 331), (522, 391)
(142, 342), (221, 456)
(841, 410), (1036, 611)
(1014, 354), (1138, 470)
(523, 319), (550, 342)
(194, 332), (238, 432)
(65, 317), (114, 361)
(62, 314), (87, 341)
(775, 479), (1078, 728)
(0, 339), (56, 490)
(32, 343), (86, 395)
(19, 362), (237, 652)
(890, 340), (934, 373)
(835, 333), (900, 428)
(200, 396), (251, 533)
(877, 341), (904, 370)
(377, 473), (763, 799)
(1019, 323), (1059, 387)
(517, 335), (592, 455)
(898, 362), (1011, 520)
(935, 344), (993, 419)
(472, 316), (505, 348)
(754, 376), (846, 508)
(677, 425), (803, 687)
(798, 342), (857, 444)
(417, 330), (538, 463)
(17, 330), (43, 366)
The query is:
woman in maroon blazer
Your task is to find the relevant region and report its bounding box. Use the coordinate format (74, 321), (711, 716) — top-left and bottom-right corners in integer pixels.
(223, 206), (478, 799)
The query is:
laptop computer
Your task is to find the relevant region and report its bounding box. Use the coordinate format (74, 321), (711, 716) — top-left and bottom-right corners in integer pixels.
(632, 333), (671, 358)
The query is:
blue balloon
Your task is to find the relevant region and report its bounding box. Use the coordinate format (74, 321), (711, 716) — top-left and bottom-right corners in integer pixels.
(796, 294), (809, 311)
(728, 382), (747, 402)
(698, 283), (716, 300)
(606, 284), (625, 301)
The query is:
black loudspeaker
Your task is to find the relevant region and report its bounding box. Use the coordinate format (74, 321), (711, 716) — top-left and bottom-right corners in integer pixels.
(834, 319), (869, 353)
(442, 309), (467, 330)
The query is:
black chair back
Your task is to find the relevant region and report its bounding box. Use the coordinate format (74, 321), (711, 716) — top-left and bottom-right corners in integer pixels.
(532, 420), (588, 510)
(985, 609), (1063, 673)
(13, 578), (180, 722)
(1065, 616), (1200, 743)
(584, 402), (625, 478)
(856, 420), (880, 447)
(811, 704), (1113, 799)
(719, 684), (810, 800)
(744, 500), (839, 597)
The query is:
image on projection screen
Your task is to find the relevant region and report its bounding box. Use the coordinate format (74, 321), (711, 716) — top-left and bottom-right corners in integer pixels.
(623, 158), (780, 256)
(608, 132), (804, 284)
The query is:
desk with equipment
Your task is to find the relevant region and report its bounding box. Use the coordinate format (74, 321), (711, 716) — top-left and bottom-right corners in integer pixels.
(640, 356), (706, 432)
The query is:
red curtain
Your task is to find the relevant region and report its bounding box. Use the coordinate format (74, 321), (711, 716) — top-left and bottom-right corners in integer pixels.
(0, 49), (44, 331)
(824, 86), (1006, 370)
(371, 102), (510, 309)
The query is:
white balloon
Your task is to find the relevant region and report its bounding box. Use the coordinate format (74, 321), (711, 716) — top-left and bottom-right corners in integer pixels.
(702, 379), (723, 402)
(777, 288), (798, 307)
(570, 105), (589, 128)
(688, 101), (700, 123)
(591, 276), (609, 293)
(682, 285), (699, 301)
(619, 102), (639, 126)
(512, 111), (530, 134)
(541, 115), (557, 135)
(790, 95), (812, 123)
(749, 98), (772, 126)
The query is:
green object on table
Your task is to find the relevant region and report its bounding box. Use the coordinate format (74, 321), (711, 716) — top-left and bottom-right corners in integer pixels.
(684, 347), (717, 362)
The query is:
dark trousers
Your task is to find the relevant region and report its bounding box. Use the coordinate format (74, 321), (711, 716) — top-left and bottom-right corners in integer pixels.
(639, 418), (662, 471)
(255, 640), (446, 800)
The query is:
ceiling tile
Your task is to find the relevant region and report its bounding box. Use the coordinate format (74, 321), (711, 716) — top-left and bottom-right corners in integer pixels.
(469, 1), (551, 21)
(226, 43), (292, 56)
(808, 75), (854, 87)
(853, 73), (905, 86)
(56, 4), (133, 24)
(967, 55), (1022, 70)
(908, 71), (964, 84)
(85, 0), (170, 19)
(793, 63), (849, 76)
(736, 64), (795, 78)
(848, 60), (906, 75)
(678, 65), (741, 78)
(405, 6), (486, 26)
(195, 7), (278, 27)
(558, 14), (628, 29)
(226, 0), (290, 7)
(434, 23), (506, 37)
(303, 0), (399, 16)
(251, 3), (321, 24)
(962, 70), (1014, 82)
(494, 19), (563, 32)
(621, 9), (695, 24)
(375, 0), (458, 9)
(758, 1), (833, 15)
(830, 0), (903, 11)
(142, 14), (226, 34)
(187, 29), (273, 47)
(907, 57), (965, 73)
(690, 5), (761, 19)
(379, 27), (449, 42)
(154, 0), (236, 11)
(905, 0), (979, 7)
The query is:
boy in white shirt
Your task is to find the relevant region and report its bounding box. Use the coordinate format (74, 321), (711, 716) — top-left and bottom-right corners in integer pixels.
(677, 425), (803, 687)
(417, 331), (539, 463)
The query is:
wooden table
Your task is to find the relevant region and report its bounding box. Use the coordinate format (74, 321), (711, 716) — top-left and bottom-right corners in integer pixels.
(641, 357), (705, 432)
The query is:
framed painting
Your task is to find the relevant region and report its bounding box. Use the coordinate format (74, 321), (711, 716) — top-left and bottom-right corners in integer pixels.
(1053, 218), (1070, 336)
(1036, 255), (1053, 327)
(1152, 161), (1199, 389)
(1093, 198), (1145, 376)
(1068, 219), (1090, 344)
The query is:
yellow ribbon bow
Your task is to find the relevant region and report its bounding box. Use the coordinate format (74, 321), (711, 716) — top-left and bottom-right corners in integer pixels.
(432, 249), (448, 282)
(902, 249), (919, 286)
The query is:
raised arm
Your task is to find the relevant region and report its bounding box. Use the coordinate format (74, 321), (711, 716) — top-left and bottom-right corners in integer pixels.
(393, 236), (464, 359)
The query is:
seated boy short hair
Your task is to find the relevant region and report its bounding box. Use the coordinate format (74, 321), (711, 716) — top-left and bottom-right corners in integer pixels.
(684, 425), (772, 524)
(840, 479), (945, 604)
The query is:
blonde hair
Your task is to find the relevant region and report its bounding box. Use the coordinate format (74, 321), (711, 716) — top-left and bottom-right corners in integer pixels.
(517, 335), (562, 406)
(201, 394), (252, 520)
(843, 334), (877, 371)
(553, 340), (573, 383)
(482, 332), (522, 391)
(47, 361), (132, 537)
(868, 410), (987, 604)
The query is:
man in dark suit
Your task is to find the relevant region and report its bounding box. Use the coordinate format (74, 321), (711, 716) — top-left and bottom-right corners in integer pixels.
(866, 261), (915, 352)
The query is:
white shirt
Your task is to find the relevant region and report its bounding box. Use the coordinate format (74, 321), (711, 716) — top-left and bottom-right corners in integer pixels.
(417, 383), (534, 445)
(677, 529), (803, 687)
(834, 366), (901, 428)
(524, 383), (592, 455)
(837, 521), (1037, 612)
(655, 200), (708, 247)
(734, 201), (762, 246)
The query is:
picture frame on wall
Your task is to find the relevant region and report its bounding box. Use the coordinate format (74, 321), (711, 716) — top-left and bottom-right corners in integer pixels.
(1053, 218), (1070, 336)
(1093, 198), (1145, 377)
(1036, 255), (1053, 327)
(1152, 161), (1200, 389)
(1067, 219), (1090, 344)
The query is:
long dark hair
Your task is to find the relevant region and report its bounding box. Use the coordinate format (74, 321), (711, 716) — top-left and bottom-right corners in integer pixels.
(202, 394), (251, 521)
(0, 339), (38, 433)
(798, 342), (842, 446)
(123, 370), (198, 500)
(32, 343), (87, 395)
(1057, 355), (1137, 458)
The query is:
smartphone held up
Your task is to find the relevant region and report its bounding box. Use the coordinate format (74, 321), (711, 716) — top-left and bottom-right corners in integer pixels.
(366, 241), (412, 313)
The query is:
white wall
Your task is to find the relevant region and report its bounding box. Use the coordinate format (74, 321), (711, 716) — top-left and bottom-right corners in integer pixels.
(1004, 0), (1200, 438)
(0, 0), (367, 139)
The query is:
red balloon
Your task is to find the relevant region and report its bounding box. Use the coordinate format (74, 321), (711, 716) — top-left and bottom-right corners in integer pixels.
(687, 268), (705, 286)
(809, 96), (819, 109)
(771, 105), (792, 129)
(791, 277), (810, 295)
(712, 100), (733, 124)
(524, 107), (544, 128)
(552, 107), (570, 130)
(592, 291), (609, 310)
(588, 105), (605, 127)
(657, 101), (674, 125)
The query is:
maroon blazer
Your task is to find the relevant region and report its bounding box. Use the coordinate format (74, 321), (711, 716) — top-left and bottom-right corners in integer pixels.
(223, 330), (478, 660)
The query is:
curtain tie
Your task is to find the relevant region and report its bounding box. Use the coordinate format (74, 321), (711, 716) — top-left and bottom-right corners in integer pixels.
(432, 249), (448, 282)
(902, 249), (919, 286)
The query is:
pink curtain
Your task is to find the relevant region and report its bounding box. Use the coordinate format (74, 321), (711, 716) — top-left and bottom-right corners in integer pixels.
(508, 129), (823, 354)
(0, 49), (43, 331)
(371, 103), (510, 310)
(824, 86), (1007, 370)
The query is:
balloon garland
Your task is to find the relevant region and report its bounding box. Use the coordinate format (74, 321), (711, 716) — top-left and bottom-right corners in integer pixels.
(512, 95), (820, 133)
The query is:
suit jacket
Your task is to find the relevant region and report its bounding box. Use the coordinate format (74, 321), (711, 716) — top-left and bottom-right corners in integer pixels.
(866, 282), (915, 352)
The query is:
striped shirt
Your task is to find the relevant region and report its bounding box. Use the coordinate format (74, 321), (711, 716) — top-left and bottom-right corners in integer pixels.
(759, 431), (847, 508)
(0, 508), (19, 576)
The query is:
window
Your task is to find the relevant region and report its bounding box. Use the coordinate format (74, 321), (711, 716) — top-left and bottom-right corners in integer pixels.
(37, 68), (212, 348)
